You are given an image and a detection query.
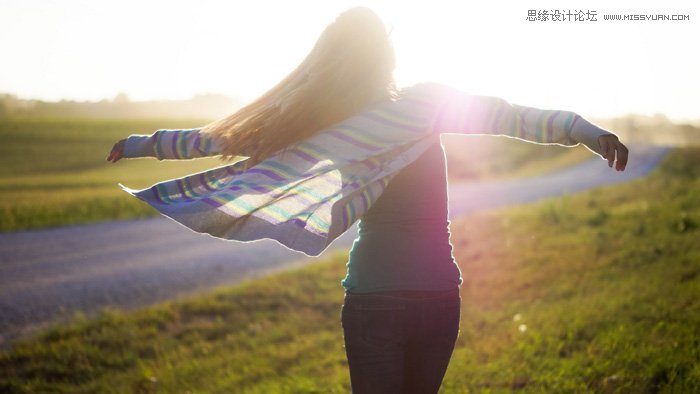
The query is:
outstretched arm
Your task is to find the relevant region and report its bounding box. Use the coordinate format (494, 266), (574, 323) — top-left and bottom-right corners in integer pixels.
(106, 128), (221, 162)
(428, 84), (628, 171)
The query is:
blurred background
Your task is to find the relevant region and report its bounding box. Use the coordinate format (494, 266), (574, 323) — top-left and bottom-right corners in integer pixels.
(1, 0), (699, 392)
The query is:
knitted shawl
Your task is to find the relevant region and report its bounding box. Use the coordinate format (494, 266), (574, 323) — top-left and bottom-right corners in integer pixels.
(120, 82), (602, 256)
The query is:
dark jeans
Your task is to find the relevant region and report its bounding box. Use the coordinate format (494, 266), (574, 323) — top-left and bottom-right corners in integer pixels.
(341, 288), (461, 394)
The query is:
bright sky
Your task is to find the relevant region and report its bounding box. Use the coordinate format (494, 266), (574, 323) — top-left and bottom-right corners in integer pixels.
(1, 0), (699, 122)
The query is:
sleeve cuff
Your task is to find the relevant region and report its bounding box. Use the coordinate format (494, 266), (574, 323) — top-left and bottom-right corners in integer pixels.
(123, 134), (156, 158)
(570, 116), (613, 158)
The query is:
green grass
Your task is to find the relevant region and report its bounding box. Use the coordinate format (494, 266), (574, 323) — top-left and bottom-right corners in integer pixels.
(442, 147), (700, 393)
(1, 148), (697, 393)
(1, 118), (591, 231)
(0, 118), (228, 231)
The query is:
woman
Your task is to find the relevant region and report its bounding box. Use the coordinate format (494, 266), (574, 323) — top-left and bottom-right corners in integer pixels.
(108, 7), (628, 393)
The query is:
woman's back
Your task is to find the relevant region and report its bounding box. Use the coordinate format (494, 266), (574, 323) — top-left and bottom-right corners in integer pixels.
(343, 134), (461, 293)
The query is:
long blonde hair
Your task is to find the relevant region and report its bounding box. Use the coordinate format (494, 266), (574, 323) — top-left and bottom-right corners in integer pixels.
(201, 7), (397, 167)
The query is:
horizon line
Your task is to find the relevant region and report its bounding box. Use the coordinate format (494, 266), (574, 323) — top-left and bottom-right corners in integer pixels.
(2, 91), (699, 126)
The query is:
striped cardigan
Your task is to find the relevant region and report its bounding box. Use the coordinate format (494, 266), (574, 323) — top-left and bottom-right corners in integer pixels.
(120, 82), (608, 256)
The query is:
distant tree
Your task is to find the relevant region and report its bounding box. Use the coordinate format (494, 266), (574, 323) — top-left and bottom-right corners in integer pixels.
(113, 92), (130, 103)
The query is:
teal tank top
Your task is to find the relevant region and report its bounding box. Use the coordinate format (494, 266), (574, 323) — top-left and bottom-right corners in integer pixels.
(342, 137), (462, 293)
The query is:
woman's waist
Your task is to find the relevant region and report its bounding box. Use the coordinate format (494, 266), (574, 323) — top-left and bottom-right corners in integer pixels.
(346, 287), (459, 298)
(357, 217), (451, 233)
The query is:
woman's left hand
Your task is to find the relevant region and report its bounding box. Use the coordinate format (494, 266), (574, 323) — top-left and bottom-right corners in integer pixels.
(598, 134), (628, 171)
(107, 139), (126, 163)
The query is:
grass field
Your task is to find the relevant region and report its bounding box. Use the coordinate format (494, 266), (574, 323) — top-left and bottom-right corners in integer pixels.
(0, 147), (697, 393)
(0, 117), (590, 232)
(0, 118), (226, 231)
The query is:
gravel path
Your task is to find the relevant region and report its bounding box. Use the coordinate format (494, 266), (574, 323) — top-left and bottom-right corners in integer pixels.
(0, 144), (669, 349)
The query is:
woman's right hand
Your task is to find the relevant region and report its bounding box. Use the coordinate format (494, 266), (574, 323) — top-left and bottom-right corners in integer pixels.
(598, 134), (629, 171)
(107, 139), (126, 163)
